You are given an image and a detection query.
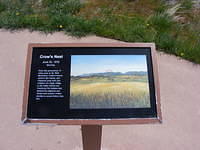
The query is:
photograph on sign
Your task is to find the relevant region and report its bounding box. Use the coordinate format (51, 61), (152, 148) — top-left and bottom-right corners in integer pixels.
(70, 55), (150, 109)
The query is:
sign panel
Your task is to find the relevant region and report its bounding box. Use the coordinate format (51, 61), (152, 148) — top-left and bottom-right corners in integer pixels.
(22, 43), (162, 125)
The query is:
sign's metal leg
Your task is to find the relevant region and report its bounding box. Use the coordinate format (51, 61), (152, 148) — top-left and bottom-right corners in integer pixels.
(81, 125), (102, 150)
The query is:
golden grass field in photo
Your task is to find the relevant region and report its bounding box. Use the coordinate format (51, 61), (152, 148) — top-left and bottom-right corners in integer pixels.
(70, 75), (150, 109)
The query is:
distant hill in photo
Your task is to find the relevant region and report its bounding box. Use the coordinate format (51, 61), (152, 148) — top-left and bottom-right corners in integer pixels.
(72, 71), (147, 77)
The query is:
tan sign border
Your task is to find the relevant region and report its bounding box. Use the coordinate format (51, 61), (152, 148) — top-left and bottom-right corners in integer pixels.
(22, 43), (162, 125)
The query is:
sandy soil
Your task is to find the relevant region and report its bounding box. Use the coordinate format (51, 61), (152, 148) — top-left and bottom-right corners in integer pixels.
(0, 29), (200, 150)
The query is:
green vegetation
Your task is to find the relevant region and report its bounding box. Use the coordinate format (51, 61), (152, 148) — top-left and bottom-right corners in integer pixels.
(180, 0), (194, 10)
(0, 0), (199, 63)
(70, 75), (150, 109)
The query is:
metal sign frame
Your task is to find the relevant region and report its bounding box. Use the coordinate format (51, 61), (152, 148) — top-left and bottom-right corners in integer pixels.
(22, 43), (162, 125)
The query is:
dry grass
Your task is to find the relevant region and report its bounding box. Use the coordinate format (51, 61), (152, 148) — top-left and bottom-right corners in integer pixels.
(70, 80), (150, 109)
(78, 0), (162, 19)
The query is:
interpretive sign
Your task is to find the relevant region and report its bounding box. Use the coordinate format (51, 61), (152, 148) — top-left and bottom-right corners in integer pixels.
(22, 43), (162, 125)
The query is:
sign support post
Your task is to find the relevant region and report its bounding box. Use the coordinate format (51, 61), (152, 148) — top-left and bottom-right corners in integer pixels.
(81, 125), (102, 150)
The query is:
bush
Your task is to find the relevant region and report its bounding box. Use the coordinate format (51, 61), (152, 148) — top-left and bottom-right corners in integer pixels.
(180, 0), (193, 10)
(148, 13), (174, 32)
(0, 2), (5, 13)
(155, 33), (177, 53)
(43, 0), (81, 16)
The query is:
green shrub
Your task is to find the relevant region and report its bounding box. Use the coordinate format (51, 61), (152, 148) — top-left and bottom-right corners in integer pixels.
(43, 0), (81, 16)
(0, 2), (5, 13)
(155, 33), (177, 53)
(22, 14), (47, 31)
(0, 11), (24, 29)
(148, 13), (174, 32)
(154, 1), (167, 13)
(180, 0), (193, 10)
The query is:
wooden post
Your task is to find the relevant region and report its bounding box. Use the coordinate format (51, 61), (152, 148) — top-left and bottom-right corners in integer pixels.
(81, 125), (102, 150)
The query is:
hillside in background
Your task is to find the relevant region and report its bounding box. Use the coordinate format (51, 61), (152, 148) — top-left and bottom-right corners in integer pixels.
(72, 71), (147, 77)
(0, 0), (199, 63)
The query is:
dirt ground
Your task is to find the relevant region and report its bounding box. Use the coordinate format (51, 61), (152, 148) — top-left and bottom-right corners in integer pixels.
(0, 29), (200, 150)
(167, 0), (200, 7)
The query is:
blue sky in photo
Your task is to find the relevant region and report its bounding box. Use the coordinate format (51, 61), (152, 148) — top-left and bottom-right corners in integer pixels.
(71, 55), (147, 76)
